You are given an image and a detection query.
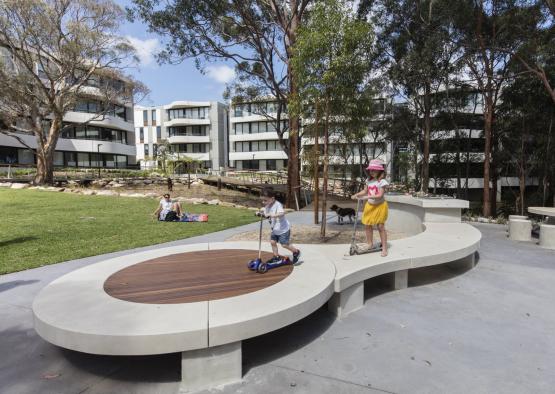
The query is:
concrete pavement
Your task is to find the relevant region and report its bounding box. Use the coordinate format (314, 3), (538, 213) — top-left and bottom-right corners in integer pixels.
(1, 218), (554, 394)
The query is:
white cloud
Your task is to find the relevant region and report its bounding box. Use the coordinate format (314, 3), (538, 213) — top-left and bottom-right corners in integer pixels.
(126, 35), (160, 67)
(205, 65), (236, 84)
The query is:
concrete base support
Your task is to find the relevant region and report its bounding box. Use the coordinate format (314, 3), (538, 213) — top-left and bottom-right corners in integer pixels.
(509, 219), (532, 242)
(328, 282), (364, 319)
(539, 223), (555, 250)
(507, 215), (528, 233)
(392, 269), (408, 290)
(181, 341), (242, 392)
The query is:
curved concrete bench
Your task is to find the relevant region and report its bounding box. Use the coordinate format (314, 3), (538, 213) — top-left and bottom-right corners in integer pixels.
(32, 195), (480, 391)
(33, 242), (336, 391)
(323, 222), (481, 317)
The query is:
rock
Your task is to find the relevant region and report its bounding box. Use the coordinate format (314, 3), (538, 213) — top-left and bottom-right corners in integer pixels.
(220, 201), (236, 208)
(0, 182), (13, 188)
(207, 199), (221, 205)
(46, 186), (64, 192)
(10, 183), (29, 189)
(111, 183), (124, 188)
(96, 190), (118, 196)
(81, 190), (96, 196)
(144, 192), (158, 198)
(248, 207), (259, 211)
(128, 193), (146, 198)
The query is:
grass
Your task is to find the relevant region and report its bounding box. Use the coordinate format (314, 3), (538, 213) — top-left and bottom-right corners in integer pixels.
(0, 189), (258, 275)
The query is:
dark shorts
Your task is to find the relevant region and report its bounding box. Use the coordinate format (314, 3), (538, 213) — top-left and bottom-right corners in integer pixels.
(271, 230), (291, 245)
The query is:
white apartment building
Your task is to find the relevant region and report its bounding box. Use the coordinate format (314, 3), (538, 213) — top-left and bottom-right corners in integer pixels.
(0, 90), (136, 170)
(229, 101), (288, 171)
(135, 101), (227, 170)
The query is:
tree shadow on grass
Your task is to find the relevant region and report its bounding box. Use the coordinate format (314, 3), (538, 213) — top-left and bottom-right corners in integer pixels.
(0, 280), (40, 293)
(0, 236), (38, 247)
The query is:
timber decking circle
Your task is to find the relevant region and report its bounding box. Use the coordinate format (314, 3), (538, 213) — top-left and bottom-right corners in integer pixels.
(104, 249), (291, 304)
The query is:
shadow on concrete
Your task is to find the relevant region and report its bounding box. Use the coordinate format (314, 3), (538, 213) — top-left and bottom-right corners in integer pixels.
(61, 349), (180, 383)
(242, 306), (335, 374)
(0, 280), (40, 293)
(0, 236), (38, 247)
(409, 258), (476, 288)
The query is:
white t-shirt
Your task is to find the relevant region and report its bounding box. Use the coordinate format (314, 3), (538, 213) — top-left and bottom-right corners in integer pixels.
(263, 200), (290, 235)
(367, 178), (389, 204)
(160, 199), (173, 211)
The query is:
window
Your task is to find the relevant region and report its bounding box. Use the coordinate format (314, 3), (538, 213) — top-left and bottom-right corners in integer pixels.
(64, 152), (77, 167)
(242, 160), (259, 170)
(105, 154), (115, 168)
(266, 159), (277, 171)
(139, 128), (144, 142)
(143, 110), (148, 125)
(167, 107), (209, 120)
(77, 152), (89, 167)
(0, 147), (18, 164)
(90, 153), (102, 167)
(153, 144), (158, 157)
(156, 126), (161, 139)
(144, 144), (149, 156)
(151, 109), (157, 125)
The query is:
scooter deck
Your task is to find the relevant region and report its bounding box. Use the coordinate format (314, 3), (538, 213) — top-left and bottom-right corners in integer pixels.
(349, 242), (383, 256)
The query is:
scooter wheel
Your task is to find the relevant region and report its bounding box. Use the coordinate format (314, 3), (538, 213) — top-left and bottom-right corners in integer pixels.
(257, 263), (268, 273)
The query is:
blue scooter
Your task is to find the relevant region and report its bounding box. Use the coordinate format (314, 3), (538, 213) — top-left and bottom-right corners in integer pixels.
(247, 211), (293, 273)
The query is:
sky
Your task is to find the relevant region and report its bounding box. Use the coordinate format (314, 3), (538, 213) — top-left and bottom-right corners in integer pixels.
(117, 0), (235, 107)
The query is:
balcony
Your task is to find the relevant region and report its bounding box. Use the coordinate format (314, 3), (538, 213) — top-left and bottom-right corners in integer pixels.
(168, 135), (210, 144)
(229, 132), (287, 142)
(229, 151), (287, 161)
(165, 118), (211, 128)
(65, 111), (134, 132)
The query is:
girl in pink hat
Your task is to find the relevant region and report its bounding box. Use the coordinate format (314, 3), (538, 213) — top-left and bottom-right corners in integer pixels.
(351, 159), (389, 256)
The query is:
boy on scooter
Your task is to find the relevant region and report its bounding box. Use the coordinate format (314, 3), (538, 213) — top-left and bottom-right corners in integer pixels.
(258, 188), (301, 264)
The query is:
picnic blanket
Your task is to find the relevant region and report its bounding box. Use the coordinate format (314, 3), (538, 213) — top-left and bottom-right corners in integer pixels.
(180, 213), (208, 222)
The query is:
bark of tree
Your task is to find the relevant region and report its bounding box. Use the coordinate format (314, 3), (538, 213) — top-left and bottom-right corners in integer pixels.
(421, 81), (432, 193)
(313, 101), (320, 224)
(483, 92), (494, 217)
(320, 97), (330, 238)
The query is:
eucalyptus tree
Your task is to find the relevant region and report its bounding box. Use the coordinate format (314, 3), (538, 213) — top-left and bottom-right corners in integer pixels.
(290, 0), (374, 235)
(0, 0), (145, 185)
(360, 0), (463, 193)
(130, 0), (313, 207)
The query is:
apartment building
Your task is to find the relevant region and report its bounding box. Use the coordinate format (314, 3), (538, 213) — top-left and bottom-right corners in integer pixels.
(134, 101), (227, 170)
(229, 101), (288, 171)
(0, 45), (136, 169)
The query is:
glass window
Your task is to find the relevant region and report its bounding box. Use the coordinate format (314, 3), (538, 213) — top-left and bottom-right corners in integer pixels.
(116, 155), (127, 168)
(251, 122), (259, 134)
(90, 153), (102, 167)
(156, 126), (161, 139)
(75, 126), (87, 139)
(87, 127), (99, 140)
(143, 110), (148, 123)
(54, 151), (64, 166)
(267, 140), (276, 150)
(144, 144), (149, 156)
(77, 152), (89, 167)
(251, 141), (258, 152)
(153, 144), (158, 157)
(259, 122), (267, 133)
(139, 128), (144, 142)
(151, 110), (156, 122)
(266, 159), (277, 171)
(64, 152), (77, 167)
(105, 154), (115, 168)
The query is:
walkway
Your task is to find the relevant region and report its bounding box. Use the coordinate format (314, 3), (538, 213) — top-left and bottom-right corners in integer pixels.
(1, 218), (554, 394)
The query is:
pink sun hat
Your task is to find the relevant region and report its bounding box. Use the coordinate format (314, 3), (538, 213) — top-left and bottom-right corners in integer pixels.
(366, 159), (385, 171)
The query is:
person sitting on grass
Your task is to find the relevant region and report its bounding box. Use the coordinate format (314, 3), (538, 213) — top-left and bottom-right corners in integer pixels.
(153, 193), (182, 221)
(258, 188), (301, 264)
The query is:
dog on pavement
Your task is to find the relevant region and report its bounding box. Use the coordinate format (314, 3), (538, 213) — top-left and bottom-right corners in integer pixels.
(330, 204), (356, 224)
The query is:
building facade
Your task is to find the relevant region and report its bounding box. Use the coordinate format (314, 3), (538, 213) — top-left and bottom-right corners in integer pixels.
(134, 101), (227, 170)
(229, 101), (288, 171)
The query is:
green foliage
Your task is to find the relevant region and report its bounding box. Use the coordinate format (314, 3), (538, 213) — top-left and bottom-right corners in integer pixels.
(0, 189), (257, 274)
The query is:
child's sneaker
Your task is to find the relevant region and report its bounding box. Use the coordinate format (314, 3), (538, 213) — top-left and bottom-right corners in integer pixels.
(267, 255), (281, 264)
(293, 250), (301, 264)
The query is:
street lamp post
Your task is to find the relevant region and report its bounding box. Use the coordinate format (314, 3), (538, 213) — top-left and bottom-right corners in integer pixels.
(97, 143), (103, 179)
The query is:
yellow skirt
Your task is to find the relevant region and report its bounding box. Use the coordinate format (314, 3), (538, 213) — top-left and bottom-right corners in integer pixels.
(361, 201), (388, 225)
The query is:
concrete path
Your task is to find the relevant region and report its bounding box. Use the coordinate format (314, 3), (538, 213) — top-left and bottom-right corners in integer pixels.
(1, 218), (554, 394)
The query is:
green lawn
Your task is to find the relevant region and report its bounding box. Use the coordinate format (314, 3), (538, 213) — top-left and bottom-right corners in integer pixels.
(0, 189), (257, 274)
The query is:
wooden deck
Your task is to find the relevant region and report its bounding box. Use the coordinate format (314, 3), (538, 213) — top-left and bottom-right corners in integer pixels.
(103, 249), (293, 304)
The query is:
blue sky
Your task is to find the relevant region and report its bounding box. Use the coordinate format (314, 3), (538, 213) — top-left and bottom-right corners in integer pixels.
(117, 0), (234, 106)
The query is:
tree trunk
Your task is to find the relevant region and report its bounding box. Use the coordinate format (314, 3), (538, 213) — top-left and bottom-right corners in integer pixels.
(482, 97), (494, 217)
(320, 97), (330, 238)
(313, 101), (320, 224)
(34, 147), (55, 185)
(421, 82), (432, 193)
(519, 133), (526, 216)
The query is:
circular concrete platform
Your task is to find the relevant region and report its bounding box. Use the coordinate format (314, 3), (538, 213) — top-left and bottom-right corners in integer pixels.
(32, 242), (336, 355)
(104, 249), (290, 304)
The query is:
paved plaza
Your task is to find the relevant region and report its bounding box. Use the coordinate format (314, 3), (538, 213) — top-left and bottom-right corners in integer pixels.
(1, 215), (554, 394)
